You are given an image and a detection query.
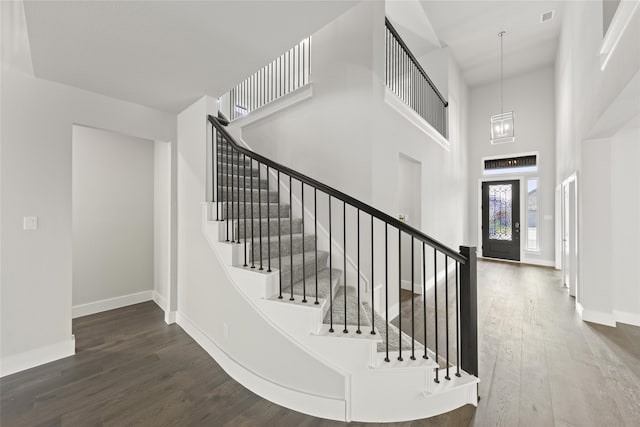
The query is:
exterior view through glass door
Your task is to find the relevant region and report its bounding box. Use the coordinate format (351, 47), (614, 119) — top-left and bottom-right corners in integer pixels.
(482, 180), (520, 261)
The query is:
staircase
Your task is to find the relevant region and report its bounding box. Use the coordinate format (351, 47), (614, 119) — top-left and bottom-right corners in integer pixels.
(202, 114), (479, 422)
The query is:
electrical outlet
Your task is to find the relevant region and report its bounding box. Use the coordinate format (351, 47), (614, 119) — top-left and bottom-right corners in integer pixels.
(23, 216), (38, 230)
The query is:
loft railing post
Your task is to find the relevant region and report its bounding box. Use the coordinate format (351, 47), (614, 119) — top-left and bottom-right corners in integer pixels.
(459, 246), (478, 378)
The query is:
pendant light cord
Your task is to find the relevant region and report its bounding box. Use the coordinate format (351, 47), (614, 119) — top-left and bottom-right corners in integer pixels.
(500, 31), (505, 117)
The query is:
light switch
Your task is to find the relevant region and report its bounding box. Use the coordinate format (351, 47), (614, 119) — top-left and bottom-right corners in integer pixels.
(23, 216), (38, 230)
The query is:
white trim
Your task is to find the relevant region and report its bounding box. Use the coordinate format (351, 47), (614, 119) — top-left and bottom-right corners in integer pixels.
(72, 290), (153, 318)
(176, 311), (348, 421)
(600, 0), (640, 70)
(613, 310), (640, 327)
(153, 290), (168, 311)
(231, 84), (313, 128)
(164, 311), (177, 325)
(0, 336), (75, 377)
(578, 306), (616, 327)
(383, 88), (450, 151)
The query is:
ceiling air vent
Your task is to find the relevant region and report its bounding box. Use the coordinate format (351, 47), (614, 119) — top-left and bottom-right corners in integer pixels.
(540, 10), (555, 23)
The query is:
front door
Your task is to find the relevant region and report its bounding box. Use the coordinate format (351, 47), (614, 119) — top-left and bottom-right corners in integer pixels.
(482, 180), (520, 261)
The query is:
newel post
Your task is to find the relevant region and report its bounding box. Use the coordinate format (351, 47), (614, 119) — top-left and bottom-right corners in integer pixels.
(459, 245), (478, 377)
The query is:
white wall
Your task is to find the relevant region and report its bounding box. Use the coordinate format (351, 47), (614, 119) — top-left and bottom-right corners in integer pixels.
(239, 0), (469, 314)
(176, 96), (346, 401)
(0, 1), (177, 374)
(611, 127), (640, 322)
(555, 1), (640, 325)
(468, 67), (556, 266)
(72, 126), (154, 308)
(154, 140), (172, 311)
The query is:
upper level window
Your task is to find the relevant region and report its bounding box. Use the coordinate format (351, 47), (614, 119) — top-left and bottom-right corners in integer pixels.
(483, 154), (537, 176)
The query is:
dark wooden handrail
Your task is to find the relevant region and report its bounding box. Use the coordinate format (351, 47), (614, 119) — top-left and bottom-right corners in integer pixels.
(208, 114), (466, 264)
(385, 17), (448, 107)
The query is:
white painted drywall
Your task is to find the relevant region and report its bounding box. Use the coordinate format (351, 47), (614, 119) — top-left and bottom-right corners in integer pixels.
(611, 126), (640, 321)
(154, 140), (172, 310)
(467, 67), (556, 266)
(239, 1), (469, 316)
(72, 126), (154, 307)
(1, 0), (176, 371)
(555, 1), (640, 324)
(177, 96), (346, 401)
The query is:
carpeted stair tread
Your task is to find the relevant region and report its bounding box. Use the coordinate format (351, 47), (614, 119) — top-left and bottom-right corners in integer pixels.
(221, 202), (289, 220)
(219, 188), (278, 203)
(362, 302), (424, 353)
(221, 174), (269, 189)
(323, 286), (372, 329)
(269, 250), (329, 288)
(247, 233), (316, 260)
(217, 164), (261, 177)
(281, 267), (341, 301)
(235, 217), (304, 238)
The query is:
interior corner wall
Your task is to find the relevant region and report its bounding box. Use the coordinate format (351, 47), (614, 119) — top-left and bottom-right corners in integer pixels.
(176, 96), (346, 400)
(238, 0), (469, 313)
(467, 67), (556, 265)
(154, 140), (172, 311)
(555, 1), (640, 324)
(0, 66), (176, 372)
(72, 126), (154, 307)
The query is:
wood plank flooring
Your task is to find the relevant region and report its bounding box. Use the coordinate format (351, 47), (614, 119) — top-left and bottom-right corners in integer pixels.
(1, 260), (639, 426)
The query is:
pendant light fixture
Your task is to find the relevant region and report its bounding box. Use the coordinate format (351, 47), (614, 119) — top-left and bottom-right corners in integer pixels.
(490, 30), (515, 144)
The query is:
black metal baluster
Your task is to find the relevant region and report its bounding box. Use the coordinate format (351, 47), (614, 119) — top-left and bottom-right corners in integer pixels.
(343, 202), (348, 334)
(371, 216), (375, 335)
(384, 223), (389, 362)
(357, 209), (361, 334)
(278, 171), (282, 299)
(289, 176), (294, 301)
(434, 249), (439, 383)
(329, 196), (334, 332)
(398, 229), (403, 361)
(423, 242), (428, 359)
(243, 154), (248, 267)
(225, 140), (230, 241)
(250, 159), (255, 268)
(455, 261), (461, 377)
(236, 150), (240, 243)
(302, 182), (306, 303)
(267, 166), (271, 272)
(314, 188), (319, 305)
(411, 236), (415, 360)
(231, 147), (236, 242)
(445, 254), (450, 380)
(258, 161), (263, 270)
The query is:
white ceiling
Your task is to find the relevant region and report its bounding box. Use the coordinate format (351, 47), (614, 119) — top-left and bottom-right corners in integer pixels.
(420, 0), (564, 87)
(23, 1), (358, 113)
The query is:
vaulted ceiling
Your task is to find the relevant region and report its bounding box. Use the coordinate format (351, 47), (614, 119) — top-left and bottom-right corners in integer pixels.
(420, 0), (564, 87)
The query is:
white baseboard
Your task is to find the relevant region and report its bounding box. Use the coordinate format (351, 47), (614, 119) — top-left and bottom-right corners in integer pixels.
(72, 290), (154, 318)
(164, 310), (177, 325)
(613, 310), (640, 327)
(577, 304), (617, 327)
(176, 312), (347, 421)
(0, 336), (75, 377)
(153, 291), (168, 311)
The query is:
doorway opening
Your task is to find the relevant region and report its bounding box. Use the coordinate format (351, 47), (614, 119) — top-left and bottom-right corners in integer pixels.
(481, 179), (521, 261)
(561, 173), (578, 297)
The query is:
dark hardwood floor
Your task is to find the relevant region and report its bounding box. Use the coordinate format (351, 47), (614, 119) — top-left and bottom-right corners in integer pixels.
(2, 261), (639, 426)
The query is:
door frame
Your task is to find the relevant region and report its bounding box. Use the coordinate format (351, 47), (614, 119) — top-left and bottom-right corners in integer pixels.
(560, 172), (579, 298)
(477, 175), (526, 260)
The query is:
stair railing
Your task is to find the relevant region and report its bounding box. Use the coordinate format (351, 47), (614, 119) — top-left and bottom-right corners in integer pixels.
(385, 18), (448, 138)
(208, 113), (477, 381)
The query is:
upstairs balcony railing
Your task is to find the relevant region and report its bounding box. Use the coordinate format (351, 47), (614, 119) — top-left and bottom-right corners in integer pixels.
(224, 37), (311, 121)
(385, 18), (449, 138)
